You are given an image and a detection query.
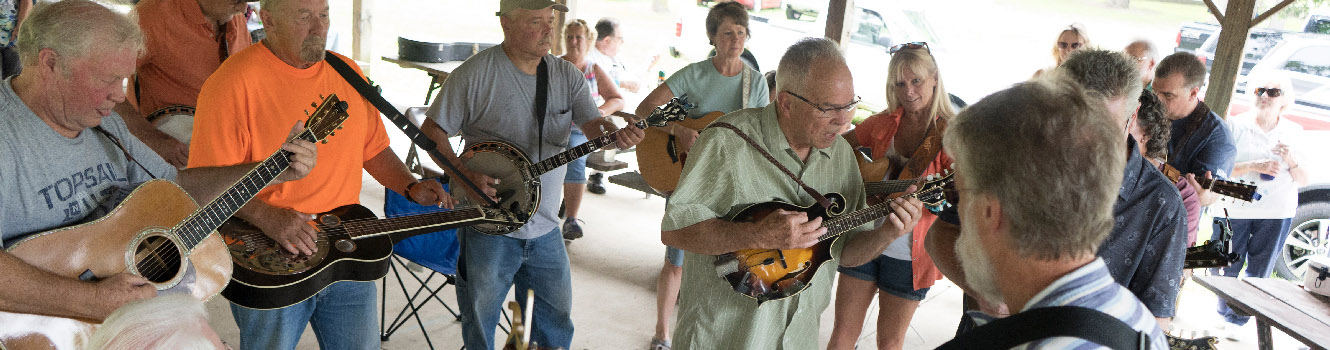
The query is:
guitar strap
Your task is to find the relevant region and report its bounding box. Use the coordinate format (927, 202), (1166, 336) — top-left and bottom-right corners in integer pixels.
(321, 53), (499, 208)
(535, 58), (548, 165)
(936, 306), (1150, 350)
(897, 118), (946, 180)
(92, 126), (158, 180)
(707, 122), (832, 209)
(740, 68), (750, 109)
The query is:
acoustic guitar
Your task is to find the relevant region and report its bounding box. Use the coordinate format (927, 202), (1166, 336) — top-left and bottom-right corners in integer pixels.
(636, 111), (724, 194)
(219, 204), (520, 309)
(455, 97), (691, 235)
(0, 95), (350, 349)
(1159, 163), (1258, 202)
(716, 172), (952, 303)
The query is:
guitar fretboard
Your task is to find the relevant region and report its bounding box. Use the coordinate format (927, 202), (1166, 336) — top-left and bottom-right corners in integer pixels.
(171, 130), (316, 250)
(344, 208), (486, 240)
(864, 179), (915, 196)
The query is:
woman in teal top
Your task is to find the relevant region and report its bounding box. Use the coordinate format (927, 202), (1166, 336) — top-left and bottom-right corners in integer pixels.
(633, 2), (768, 350)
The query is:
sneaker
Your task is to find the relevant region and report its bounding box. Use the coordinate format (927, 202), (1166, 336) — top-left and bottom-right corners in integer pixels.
(588, 173), (607, 195)
(562, 218), (585, 240)
(649, 337), (671, 350)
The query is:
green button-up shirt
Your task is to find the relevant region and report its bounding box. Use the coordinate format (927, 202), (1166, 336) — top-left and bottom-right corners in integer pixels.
(662, 104), (869, 350)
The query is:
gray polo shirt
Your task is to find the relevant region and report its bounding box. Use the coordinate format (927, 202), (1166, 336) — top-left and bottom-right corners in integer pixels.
(427, 44), (600, 239)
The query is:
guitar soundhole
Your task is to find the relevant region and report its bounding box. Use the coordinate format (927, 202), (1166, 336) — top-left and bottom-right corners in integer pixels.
(133, 235), (183, 283)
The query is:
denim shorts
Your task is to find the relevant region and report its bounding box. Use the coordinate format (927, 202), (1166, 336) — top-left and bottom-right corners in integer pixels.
(665, 246), (684, 267)
(837, 255), (930, 301)
(563, 129), (588, 184)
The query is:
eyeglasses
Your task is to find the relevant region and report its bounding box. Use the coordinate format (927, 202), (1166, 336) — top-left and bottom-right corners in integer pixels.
(1057, 41), (1082, 49)
(1256, 87), (1283, 97)
(785, 91), (861, 117)
(889, 42), (929, 54)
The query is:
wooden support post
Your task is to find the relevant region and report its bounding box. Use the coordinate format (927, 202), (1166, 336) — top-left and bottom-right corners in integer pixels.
(1202, 0), (1255, 119)
(824, 0), (853, 49)
(552, 0), (567, 56)
(351, 0), (373, 72)
(1202, 0), (1225, 24)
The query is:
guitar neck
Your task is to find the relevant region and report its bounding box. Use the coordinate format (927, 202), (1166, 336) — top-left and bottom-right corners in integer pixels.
(864, 179), (916, 196)
(344, 207), (488, 243)
(528, 122), (643, 175)
(818, 192), (924, 242)
(172, 130), (316, 250)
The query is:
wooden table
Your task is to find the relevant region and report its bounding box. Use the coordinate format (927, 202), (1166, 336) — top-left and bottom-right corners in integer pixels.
(1193, 275), (1330, 350)
(382, 55), (465, 105)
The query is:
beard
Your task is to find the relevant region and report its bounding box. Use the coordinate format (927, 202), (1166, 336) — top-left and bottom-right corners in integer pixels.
(956, 225), (1004, 307)
(299, 35), (327, 63)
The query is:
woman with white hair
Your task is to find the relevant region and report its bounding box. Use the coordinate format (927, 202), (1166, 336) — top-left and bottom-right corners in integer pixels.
(88, 294), (227, 350)
(1211, 74), (1307, 337)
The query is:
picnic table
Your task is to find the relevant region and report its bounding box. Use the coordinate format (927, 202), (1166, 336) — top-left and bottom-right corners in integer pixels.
(1193, 275), (1330, 350)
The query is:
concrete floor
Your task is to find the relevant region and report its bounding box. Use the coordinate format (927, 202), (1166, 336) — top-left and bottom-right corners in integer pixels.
(201, 117), (1303, 349)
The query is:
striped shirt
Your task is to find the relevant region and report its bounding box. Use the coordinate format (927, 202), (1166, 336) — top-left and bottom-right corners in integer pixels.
(970, 259), (1169, 350)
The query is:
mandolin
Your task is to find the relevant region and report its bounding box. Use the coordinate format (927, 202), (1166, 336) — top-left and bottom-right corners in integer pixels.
(455, 97), (691, 235)
(0, 95), (350, 349)
(636, 110), (723, 194)
(715, 172), (952, 303)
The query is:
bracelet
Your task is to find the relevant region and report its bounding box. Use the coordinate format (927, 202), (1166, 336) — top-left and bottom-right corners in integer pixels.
(405, 180), (422, 196)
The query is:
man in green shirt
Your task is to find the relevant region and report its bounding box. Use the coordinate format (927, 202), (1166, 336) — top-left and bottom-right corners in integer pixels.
(660, 38), (924, 350)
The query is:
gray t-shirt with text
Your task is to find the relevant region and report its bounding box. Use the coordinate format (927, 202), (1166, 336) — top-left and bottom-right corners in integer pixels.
(0, 79), (177, 247)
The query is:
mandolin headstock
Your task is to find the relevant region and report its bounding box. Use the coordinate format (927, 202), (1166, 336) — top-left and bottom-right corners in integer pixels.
(633, 96), (694, 129)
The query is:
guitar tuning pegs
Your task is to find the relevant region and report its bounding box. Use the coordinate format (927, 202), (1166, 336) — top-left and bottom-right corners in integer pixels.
(304, 110), (310, 116)
(311, 102), (318, 108)
(321, 140), (328, 144)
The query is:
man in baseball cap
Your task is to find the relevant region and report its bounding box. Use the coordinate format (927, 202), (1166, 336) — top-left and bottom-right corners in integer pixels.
(496, 0), (567, 16)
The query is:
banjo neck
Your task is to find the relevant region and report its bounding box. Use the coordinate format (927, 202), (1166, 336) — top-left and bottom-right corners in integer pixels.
(527, 121), (645, 175)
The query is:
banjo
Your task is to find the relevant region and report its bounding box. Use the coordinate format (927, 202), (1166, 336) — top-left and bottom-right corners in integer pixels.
(456, 97), (691, 235)
(146, 105), (196, 143)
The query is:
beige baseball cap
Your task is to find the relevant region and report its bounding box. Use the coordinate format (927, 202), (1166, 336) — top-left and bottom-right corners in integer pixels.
(496, 0), (568, 16)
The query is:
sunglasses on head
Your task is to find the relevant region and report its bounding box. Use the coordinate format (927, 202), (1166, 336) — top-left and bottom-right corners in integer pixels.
(1058, 42), (1082, 49)
(1256, 87), (1283, 97)
(889, 42), (929, 54)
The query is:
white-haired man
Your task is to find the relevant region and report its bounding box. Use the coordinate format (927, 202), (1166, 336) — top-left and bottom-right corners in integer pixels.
(659, 37), (922, 350)
(937, 76), (1168, 349)
(117, 0), (253, 168)
(417, 0), (643, 349)
(187, 0), (450, 348)
(0, 0), (313, 326)
(1125, 40), (1157, 89)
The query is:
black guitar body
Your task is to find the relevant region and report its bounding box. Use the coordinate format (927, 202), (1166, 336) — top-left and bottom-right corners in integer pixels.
(221, 204), (392, 309)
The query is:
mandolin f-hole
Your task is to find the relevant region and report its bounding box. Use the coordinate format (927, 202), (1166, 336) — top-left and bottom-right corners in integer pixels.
(133, 234), (183, 283)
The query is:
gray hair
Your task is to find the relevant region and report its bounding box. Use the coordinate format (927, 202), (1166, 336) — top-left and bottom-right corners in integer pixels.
(1156, 51), (1208, 89)
(776, 38), (845, 95)
(1125, 39), (1156, 59)
(88, 294), (219, 350)
(19, 0), (142, 65)
(1060, 49), (1144, 119)
(1249, 72), (1297, 109)
(944, 75), (1125, 260)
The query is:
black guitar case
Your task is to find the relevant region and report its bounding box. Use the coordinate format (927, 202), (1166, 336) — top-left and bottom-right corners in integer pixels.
(398, 36), (496, 63)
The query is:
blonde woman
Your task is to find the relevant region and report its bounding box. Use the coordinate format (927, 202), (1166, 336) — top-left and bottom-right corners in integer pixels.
(1035, 24), (1090, 77)
(829, 42), (957, 350)
(558, 19), (624, 240)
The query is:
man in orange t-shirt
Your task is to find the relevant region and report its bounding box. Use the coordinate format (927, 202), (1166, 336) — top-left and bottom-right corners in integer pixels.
(117, 0), (251, 168)
(187, 0), (450, 348)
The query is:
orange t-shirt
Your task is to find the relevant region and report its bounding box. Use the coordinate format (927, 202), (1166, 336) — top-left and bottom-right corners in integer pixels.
(854, 108), (951, 290)
(187, 43), (389, 214)
(130, 0), (251, 114)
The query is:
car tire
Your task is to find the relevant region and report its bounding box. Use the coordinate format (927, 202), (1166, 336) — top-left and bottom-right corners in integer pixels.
(1275, 202), (1330, 280)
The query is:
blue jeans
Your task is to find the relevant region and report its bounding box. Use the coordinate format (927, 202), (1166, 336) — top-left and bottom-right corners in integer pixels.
(564, 129), (588, 184)
(1213, 218), (1292, 325)
(229, 280), (379, 350)
(457, 227), (574, 350)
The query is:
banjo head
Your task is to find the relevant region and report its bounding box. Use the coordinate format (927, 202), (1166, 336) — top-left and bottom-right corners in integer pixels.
(147, 105), (196, 144)
(457, 141), (539, 235)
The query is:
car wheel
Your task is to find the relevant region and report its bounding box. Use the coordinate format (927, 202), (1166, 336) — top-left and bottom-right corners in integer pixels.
(1275, 202), (1330, 280)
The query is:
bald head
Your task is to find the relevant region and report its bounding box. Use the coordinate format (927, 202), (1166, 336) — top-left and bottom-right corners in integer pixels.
(1124, 40), (1157, 86)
